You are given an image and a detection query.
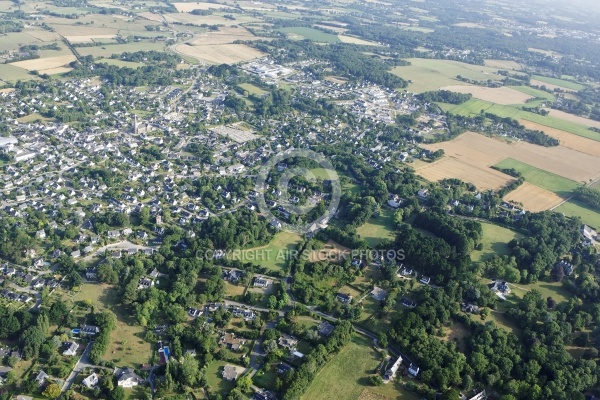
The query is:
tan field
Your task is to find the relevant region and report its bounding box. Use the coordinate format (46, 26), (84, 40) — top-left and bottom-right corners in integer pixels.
(504, 182), (565, 211)
(520, 120), (600, 157)
(414, 156), (515, 191)
(172, 2), (235, 11)
(163, 13), (257, 26)
(441, 85), (533, 105)
(544, 109), (600, 129)
(421, 131), (600, 184)
(11, 55), (76, 72)
(65, 34), (117, 43)
(25, 29), (62, 42)
(484, 59), (522, 70)
(188, 26), (262, 46)
(173, 43), (265, 64)
(42, 67), (72, 75)
(138, 12), (164, 22)
(338, 35), (381, 46)
(530, 79), (575, 92)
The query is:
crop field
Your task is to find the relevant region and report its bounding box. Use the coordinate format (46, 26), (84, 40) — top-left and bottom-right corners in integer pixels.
(494, 158), (580, 196)
(0, 64), (38, 83)
(414, 156), (515, 191)
(173, 43), (265, 64)
(510, 85), (556, 101)
(172, 2), (236, 11)
(519, 120), (600, 157)
(545, 109), (600, 129)
(279, 27), (341, 42)
(483, 59), (522, 70)
(504, 182), (566, 211)
(11, 55), (76, 72)
(164, 13), (259, 26)
(555, 199), (600, 229)
(337, 34), (381, 46)
(421, 132), (600, 185)
(23, 29), (62, 42)
(441, 85), (533, 105)
(390, 58), (504, 93)
(77, 42), (167, 58)
(304, 336), (417, 400)
(65, 34), (117, 43)
(188, 26), (262, 46)
(531, 75), (585, 91)
(138, 11), (164, 22)
(472, 222), (523, 263)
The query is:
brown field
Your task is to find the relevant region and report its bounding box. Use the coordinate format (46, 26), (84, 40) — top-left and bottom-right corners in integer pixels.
(65, 34), (117, 43)
(43, 66), (73, 75)
(11, 55), (76, 72)
(188, 26), (261, 45)
(441, 85), (533, 104)
(519, 120), (600, 157)
(163, 13), (257, 26)
(544, 109), (600, 129)
(172, 2), (235, 11)
(504, 182), (565, 211)
(24, 29), (62, 42)
(173, 43), (264, 64)
(138, 12), (165, 22)
(337, 34), (381, 46)
(530, 79), (575, 92)
(414, 156), (514, 191)
(420, 131), (600, 184)
(484, 59), (522, 70)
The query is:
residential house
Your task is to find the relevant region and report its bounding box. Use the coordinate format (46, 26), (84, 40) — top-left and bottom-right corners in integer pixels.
(336, 292), (352, 304)
(63, 341), (79, 356)
(34, 370), (49, 386)
(401, 298), (417, 308)
(219, 333), (246, 351)
(419, 276), (431, 285)
(81, 325), (100, 336)
(581, 225), (597, 241)
(188, 308), (203, 318)
(387, 194), (403, 208)
(116, 367), (143, 388)
(222, 365), (240, 381)
(317, 321), (335, 337)
(461, 303), (479, 314)
(137, 277), (154, 290)
(371, 286), (388, 301)
(253, 276), (270, 288)
(490, 280), (511, 295)
(408, 363), (420, 377)
(383, 355), (403, 382)
(417, 189), (429, 200)
(82, 372), (99, 389)
(278, 334), (298, 351)
(277, 363), (294, 374)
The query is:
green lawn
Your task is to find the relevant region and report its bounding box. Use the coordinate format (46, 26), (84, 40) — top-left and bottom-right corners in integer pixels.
(391, 58), (504, 93)
(97, 59), (144, 68)
(279, 27), (341, 43)
(494, 158), (580, 197)
(471, 222), (523, 263)
(356, 209), (397, 247)
(532, 75), (585, 91)
(0, 64), (38, 83)
(238, 83), (267, 96)
(509, 281), (572, 305)
(309, 167), (338, 180)
(205, 361), (237, 396)
(555, 199), (600, 230)
(231, 231), (302, 272)
(303, 335), (418, 400)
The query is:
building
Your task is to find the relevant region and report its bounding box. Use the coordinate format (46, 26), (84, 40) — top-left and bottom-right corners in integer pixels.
(336, 292), (352, 304)
(419, 276), (431, 285)
(581, 225), (597, 241)
(371, 286), (388, 301)
(408, 363), (420, 377)
(62, 341), (79, 356)
(278, 334), (298, 351)
(220, 333), (246, 351)
(490, 280), (511, 295)
(222, 365), (240, 381)
(34, 370), (48, 386)
(116, 367), (143, 388)
(253, 276), (270, 288)
(81, 325), (100, 336)
(317, 321), (335, 336)
(383, 355), (403, 382)
(82, 372), (99, 388)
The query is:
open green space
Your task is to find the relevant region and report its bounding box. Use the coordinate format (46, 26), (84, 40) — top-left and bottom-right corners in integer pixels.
(0, 64), (37, 83)
(278, 27), (341, 43)
(231, 231), (302, 272)
(391, 58), (504, 93)
(238, 83), (267, 96)
(97, 58), (144, 68)
(471, 222), (523, 263)
(205, 360), (237, 396)
(555, 199), (600, 230)
(494, 158), (580, 197)
(510, 85), (556, 101)
(532, 75), (585, 91)
(510, 281), (572, 305)
(72, 283), (151, 366)
(309, 167), (337, 180)
(356, 209), (396, 247)
(303, 335), (419, 400)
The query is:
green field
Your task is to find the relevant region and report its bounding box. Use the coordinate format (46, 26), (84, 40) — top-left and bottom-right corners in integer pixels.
(303, 335), (419, 400)
(510, 85), (556, 102)
(77, 42), (167, 58)
(532, 75), (585, 91)
(391, 58), (504, 93)
(231, 231), (302, 272)
(356, 209), (396, 247)
(205, 361), (237, 396)
(238, 83), (267, 96)
(471, 222), (523, 263)
(279, 27), (341, 43)
(555, 199), (600, 230)
(494, 158), (580, 197)
(444, 99), (600, 141)
(98, 59), (144, 68)
(0, 64), (37, 83)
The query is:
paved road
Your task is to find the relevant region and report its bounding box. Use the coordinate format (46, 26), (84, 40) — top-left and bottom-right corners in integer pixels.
(62, 341), (94, 393)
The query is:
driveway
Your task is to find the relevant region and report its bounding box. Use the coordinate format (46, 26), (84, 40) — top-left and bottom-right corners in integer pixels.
(61, 341), (94, 393)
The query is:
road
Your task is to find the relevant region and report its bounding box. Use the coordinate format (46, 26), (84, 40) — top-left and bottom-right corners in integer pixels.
(62, 341), (94, 393)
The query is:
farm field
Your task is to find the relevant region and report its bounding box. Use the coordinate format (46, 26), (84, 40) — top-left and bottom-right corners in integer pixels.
(471, 222), (523, 263)
(545, 109), (600, 129)
(0, 64), (37, 83)
(10, 55), (76, 72)
(164, 13), (259, 26)
(494, 158), (580, 197)
(188, 26), (262, 46)
(356, 209), (396, 247)
(77, 42), (167, 58)
(421, 132), (600, 184)
(510, 85), (556, 103)
(173, 43), (265, 64)
(390, 58), (504, 93)
(504, 182), (566, 211)
(441, 85), (533, 105)
(483, 59), (522, 70)
(171, 1), (235, 11)
(72, 283), (151, 366)
(303, 335), (418, 400)
(531, 75), (585, 91)
(555, 199), (600, 230)
(279, 27), (341, 42)
(231, 231), (302, 272)
(337, 34), (381, 46)
(414, 156), (515, 191)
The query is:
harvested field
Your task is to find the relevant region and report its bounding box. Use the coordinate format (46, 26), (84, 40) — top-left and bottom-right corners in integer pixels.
(173, 43), (264, 64)
(420, 132), (600, 184)
(77, 42), (167, 58)
(441, 85), (533, 105)
(484, 59), (522, 70)
(10, 55), (76, 72)
(188, 26), (261, 45)
(138, 12), (164, 22)
(519, 120), (600, 157)
(544, 109), (600, 129)
(164, 13), (257, 26)
(24, 29), (61, 42)
(172, 2), (235, 11)
(414, 156), (514, 191)
(504, 182), (565, 211)
(530, 79), (576, 92)
(337, 34), (381, 46)
(65, 34), (117, 43)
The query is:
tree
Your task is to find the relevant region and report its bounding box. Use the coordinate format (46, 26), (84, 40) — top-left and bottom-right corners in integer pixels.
(110, 386), (125, 400)
(181, 354), (200, 386)
(441, 388), (460, 400)
(42, 383), (61, 398)
(236, 375), (252, 392)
